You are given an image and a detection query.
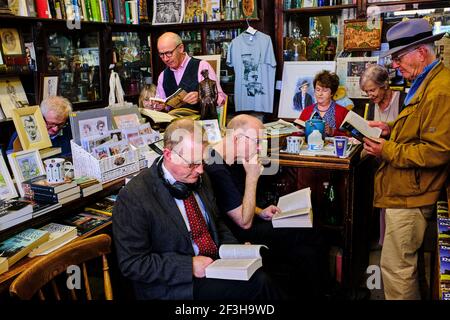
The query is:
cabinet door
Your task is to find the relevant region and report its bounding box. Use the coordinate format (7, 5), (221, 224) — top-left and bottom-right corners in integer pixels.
(45, 30), (103, 106)
(111, 31), (153, 99)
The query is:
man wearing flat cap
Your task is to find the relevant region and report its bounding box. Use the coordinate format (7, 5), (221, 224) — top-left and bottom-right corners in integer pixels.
(364, 18), (450, 300)
(293, 80), (313, 111)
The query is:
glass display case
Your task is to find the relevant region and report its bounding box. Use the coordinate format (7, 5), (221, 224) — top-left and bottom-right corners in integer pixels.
(111, 32), (152, 98)
(46, 31), (102, 104)
(180, 31), (202, 57)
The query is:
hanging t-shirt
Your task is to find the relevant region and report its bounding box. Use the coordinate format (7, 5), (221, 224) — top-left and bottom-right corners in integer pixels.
(227, 31), (276, 113)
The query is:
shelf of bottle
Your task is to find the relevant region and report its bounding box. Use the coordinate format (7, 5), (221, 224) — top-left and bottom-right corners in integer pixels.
(284, 4), (357, 14)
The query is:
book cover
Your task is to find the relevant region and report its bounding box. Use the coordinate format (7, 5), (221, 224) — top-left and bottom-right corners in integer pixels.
(205, 244), (267, 281)
(272, 187), (313, 228)
(0, 201), (33, 224)
(139, 108), (176, 123)
(439, 217), (450, 239)
(84, 198), (115, 216)
(339, 110), (382, 142)
(35, 0), (51, 18)
(440, 244), (450, 281)
(62, 212), (111, 236)
(0, 229), (50, 266)
(25, 175), (77, 194)
(149, 88), (187, 109)
(33, 186), (80, 202)
(29, 223), (77, 257)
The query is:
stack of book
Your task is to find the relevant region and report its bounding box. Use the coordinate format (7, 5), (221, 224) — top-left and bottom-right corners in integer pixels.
(28, 223), (78, 257)
(22, 175), (80, 205)
(84, 197), (115, 217)
(74, 176), (103, 197)
(0, 228), (50, 275)
(60, 212), (111, 236)
(0, 200), (33, 231)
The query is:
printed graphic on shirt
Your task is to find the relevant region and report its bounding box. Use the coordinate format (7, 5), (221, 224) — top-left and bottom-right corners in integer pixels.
(242, 54), (265, 97)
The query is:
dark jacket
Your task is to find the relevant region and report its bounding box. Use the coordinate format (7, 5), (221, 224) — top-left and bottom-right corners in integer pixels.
(112, 161), (237, 300)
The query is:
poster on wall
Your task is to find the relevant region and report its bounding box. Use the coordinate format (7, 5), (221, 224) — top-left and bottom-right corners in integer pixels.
(152, 0), (185, 25)
(336, 57), (379, 99)
(278, 61), (336, 119)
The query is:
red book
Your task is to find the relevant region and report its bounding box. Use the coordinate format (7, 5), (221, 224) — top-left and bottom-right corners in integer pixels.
(36, 0), (51, 18)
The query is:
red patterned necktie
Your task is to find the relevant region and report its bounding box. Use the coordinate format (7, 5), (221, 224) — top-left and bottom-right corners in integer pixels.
(183, 193), (218, 259)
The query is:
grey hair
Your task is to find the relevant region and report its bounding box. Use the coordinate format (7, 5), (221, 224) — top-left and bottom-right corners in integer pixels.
(40, 96), (72, 119)
(359, 64), (389, 90)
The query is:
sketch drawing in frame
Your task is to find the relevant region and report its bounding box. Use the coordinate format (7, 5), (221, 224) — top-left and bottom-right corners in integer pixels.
(0, 77), (29, 118)
(0, 28), (24, 56)
(152, 0), (185, 25)
(278, 61), (336, 119)
(7, 148), (45, 197)
(0, 154), (18, 200)
(41, 75), (59, 101)
(344, 19), (383, 51)
(11, 106), (52, 150)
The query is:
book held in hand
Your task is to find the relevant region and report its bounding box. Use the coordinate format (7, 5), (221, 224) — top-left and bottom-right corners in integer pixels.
(148, 88), (187, 109)
(272, 187), (313, 228)
(339, 110), (382, 143)
(205, 244), (267, 281)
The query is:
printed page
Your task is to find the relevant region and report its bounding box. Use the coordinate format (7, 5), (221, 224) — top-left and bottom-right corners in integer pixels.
(218, 244), (268, 259)
(347, 111), (382, 138)
(277, 187), (311, 214)
(139, 109), (175, 123)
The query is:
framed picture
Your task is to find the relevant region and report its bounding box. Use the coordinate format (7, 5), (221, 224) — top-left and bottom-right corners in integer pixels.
(7, 149), (45, 197)
(12, 106), (52, 151)
(69, 108), (113, 145)
(344, 19), (383, 51)
(241, 0), (257, 19)
(336, 57), (379, 99)
(278, 61), (336, 119)
(193, 54), (221, 77)
(0, 154), (18, 200)
(111, 107), (143, 129)
(0, 77), (29, 118)
(41, 74), (59, 101)
(0, 28), (24, 56)
(152, 0), (185, 25)
(24, 42), (36, 71)
(198, 119), (222, 144)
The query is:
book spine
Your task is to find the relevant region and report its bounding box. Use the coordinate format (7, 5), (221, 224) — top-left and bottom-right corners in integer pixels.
(54, 0), (63, 19)
(79, 0), (87, 20)
(58, 0), (67, 19)
(90, 0), (100, 21)
(48, 0), (57, 18)
(120, 0), (126, 24)
(138, 0), (147, 23)
(30, 185), (57, 194)
(84, 0), (92, 20)
(33, 193), (59, 203)
(35, 0), (51, 18)
(112, 0), (120, 23)
(124, 1), (130, 24)
(106, 0), (114, 23)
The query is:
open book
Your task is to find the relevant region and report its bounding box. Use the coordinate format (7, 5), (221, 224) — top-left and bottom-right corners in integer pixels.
(205, 244), (267, 281)
(139, 108), (176, 123)
(339, 110), (382, 143)
(272, 187), (313, 228)
(148, 88), (187, 109)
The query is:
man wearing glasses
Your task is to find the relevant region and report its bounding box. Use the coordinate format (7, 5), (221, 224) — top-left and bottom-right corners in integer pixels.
(205, 114), (329, 299)
(7, 96), (73, 157)
(113, 118), (283, 300)
(154, 32), (226, 113)
(364, 19), (450, 300)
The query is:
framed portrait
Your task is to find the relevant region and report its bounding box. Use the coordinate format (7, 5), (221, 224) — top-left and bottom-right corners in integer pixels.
(194, 54), (221, 77)
(7, 149), (45, 197)
(0, 154), (18, 200)
(0, 77), (29, 118)
(40, 74), (59, 101)
(336, 57), (379, 99)
(278, 61), (336, 119)
(69, 108), (113, 145)
(0, 28), (24, 56)
(12, 106), (52, 151)
(111, 107), (143, 129)
(152, 0), (185, 25)
(344, 19), (383, 51)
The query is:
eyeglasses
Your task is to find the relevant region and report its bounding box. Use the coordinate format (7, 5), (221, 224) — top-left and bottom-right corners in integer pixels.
(391, 47), (419, 64)
(239, 134), (265, 146)
(158, 44), (181, 58)
(171, 149), (204, 169)
(45, 122), (67, 129)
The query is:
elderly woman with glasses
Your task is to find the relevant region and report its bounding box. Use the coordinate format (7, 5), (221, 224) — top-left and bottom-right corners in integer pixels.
(154, 32), (227, 114)
(7, 96), (73, 157)
(298, 70), (349, 137)
(360, 64), (405, 123)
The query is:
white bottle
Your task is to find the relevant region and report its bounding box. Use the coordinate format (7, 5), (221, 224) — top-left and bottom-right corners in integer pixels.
(308, 129), (324, 151)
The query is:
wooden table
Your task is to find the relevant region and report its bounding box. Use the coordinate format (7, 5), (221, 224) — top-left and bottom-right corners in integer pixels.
(262, 145), (375, 288)
(0, 178), (125, 295)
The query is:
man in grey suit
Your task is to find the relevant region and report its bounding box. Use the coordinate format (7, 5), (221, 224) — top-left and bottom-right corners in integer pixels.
(113, 118), (282, 300)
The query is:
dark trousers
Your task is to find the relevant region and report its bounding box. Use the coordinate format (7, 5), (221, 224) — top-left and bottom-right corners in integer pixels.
(193, 269), (285, 300)
(226, 218), (330, 299)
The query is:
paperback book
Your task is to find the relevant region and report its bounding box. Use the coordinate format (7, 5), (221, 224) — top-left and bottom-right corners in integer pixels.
(272, 187), (313, 228)
(339, 110), (382, 143)
(0, 228), (49, 266)
(29, 223), (77, 257)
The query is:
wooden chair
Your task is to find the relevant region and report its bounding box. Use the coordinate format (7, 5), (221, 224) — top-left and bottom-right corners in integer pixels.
(9, 234), (113, 300)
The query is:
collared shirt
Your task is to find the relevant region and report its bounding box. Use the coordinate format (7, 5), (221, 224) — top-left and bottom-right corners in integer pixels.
(156, 54), (227, 106)
(161, 162), (210, 256)
(404, 59), (440, 106)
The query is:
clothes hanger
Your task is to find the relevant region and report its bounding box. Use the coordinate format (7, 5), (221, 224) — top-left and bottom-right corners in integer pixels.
(245, 17), (257, 35)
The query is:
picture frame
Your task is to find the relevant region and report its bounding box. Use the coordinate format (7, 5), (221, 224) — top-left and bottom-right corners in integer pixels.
(0, 28), (24, 56)
(0, 153), (18, 200)
(12, 106), (52, 151)
(241, 0), (257, 19)
(344, 19), (383, 51)
(278, 61), (336, 119)
(69, 108), (113, 145)
(40, 74), (59, 102)
(198, 119), (222, 144)
(152, 0), (185, 25)
(0, 77), (29, 118)
(193, 54), (221, 77)
(7, 148), (45, 197)
(336, 57), (379, 99)
(110, 106), (143, 129)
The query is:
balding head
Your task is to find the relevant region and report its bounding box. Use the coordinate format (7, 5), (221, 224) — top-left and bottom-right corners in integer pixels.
(227, 114), (264, 132)
(157, 32), (182, 49)
(157, 32), (185, 70)
(226, 115), (264, 162)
